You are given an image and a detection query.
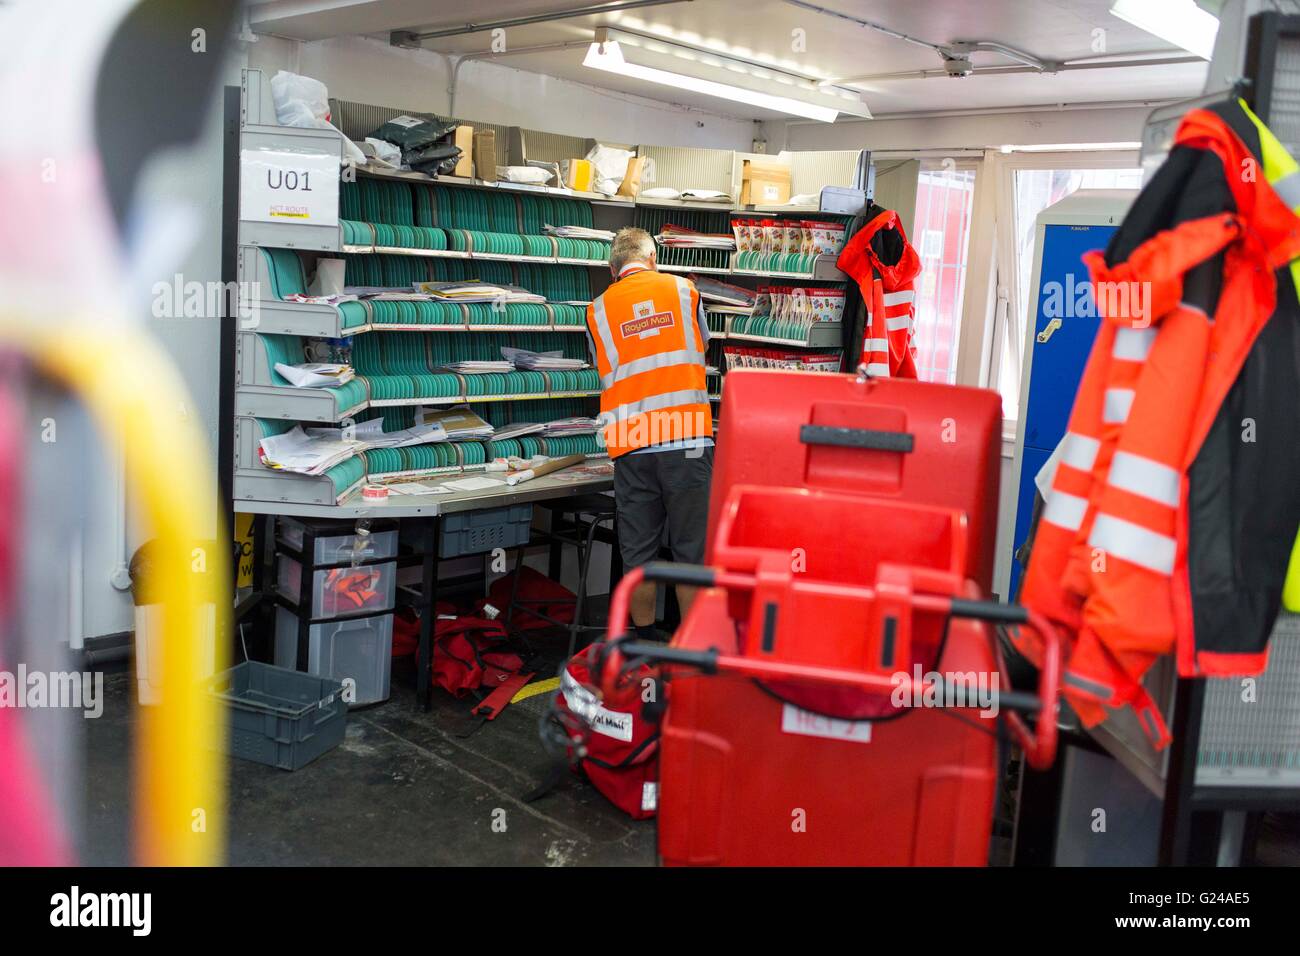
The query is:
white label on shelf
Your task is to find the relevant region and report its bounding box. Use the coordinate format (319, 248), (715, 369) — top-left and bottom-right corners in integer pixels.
(780, 703), (872, 744)
(240, 148), (339, 227)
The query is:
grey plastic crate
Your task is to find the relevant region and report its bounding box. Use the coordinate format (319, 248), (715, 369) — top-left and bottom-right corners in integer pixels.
(273, 606), (393, 706)
(439, 504), (533, 557)
(209, 661), (346, 770)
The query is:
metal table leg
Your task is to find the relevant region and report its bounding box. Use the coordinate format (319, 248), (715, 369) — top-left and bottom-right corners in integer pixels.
(416, 515), (440, 711)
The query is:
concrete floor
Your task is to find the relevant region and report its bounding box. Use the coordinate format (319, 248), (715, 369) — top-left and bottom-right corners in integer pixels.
(82, 661), (656, 866)
(79, 655), (1300, 867)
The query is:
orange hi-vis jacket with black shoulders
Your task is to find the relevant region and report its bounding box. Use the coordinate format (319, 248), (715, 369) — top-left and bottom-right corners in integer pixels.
(585, 264), (713, 458)
(836, 204), (922, 378)
(1019, 99), (1300, 748)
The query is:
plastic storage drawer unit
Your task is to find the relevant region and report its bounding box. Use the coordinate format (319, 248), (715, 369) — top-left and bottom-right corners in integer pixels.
(277, 516), (399, 564)
(274, 606), (393, 706)
(209, 661), (347, 770)
(276, 554), (397, 618)
(440, 504), (534, 558)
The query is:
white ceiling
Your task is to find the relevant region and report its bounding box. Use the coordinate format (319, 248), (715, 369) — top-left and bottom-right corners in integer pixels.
(248, 0), (1209, 120)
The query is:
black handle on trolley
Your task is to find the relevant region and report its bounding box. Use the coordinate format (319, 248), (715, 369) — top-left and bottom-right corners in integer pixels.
(799, 424), (915, 453)
(948, 597), (1029, 624)
(616, 640), (720, 673)
(639, 561), (717, 588)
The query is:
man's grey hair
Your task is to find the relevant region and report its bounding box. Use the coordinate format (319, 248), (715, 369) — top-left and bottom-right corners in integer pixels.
(609, 227), (656, 275)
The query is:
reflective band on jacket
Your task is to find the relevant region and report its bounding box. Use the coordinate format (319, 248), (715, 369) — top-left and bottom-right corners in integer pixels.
(1103, 388), (1135, 424)
(864, 362), (890, 376)
(885, 315), (911, 331)
(601, 347), (705, 389)
(1089, 513), (1176, 575)
(591, 296), (620, 369)
(1062, 669), (1118, 702)
(1043, 490), (1088, 531)
(673, 276), (701, 350)
(1107, 450), (1181, 508)
(1273, 169), (1300, 208)
(864, 338), (889, 352)
(608, 388), (710, 422)
(1112, 326), (1157, 361)
(1061, 431), (1100, 472)
(883, 290), (915, 306)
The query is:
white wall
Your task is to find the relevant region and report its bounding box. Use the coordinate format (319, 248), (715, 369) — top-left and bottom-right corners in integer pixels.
(249, 34), (756, 150)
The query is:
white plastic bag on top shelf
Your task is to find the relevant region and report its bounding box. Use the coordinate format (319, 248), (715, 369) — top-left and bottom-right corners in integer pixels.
(585, 143), (635, 195)
(269, 70), (365, 165)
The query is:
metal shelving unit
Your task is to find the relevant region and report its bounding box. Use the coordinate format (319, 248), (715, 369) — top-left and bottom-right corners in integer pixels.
(232, 69), (616, 511)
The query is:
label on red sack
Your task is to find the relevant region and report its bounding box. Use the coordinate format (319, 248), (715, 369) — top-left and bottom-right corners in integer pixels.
(641, 781), (658, 812)
(780, 703), (873, 744)
(561, 668), (633, 742)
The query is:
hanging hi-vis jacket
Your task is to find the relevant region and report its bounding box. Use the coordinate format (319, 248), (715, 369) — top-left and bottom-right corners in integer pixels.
(585, 265), (712, 458)
(1019, 99), (1300, 746)
(836, 204), (921, 378)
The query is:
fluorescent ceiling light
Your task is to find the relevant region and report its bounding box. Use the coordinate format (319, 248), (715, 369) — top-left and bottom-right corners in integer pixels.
(582, 30), (867, 122)
(1109, 0), (1218, 60)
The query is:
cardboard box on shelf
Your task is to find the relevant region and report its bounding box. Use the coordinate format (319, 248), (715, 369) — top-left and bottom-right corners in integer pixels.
(562, 158), (594, 192)
(617, 156), (647, 197)
(472, 129), (497, 181)
(449, 125), (474, 177)
(741, 159), (792, 206)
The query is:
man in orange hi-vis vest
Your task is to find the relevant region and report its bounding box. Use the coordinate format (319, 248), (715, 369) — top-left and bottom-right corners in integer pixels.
(586, 227), (714, 641)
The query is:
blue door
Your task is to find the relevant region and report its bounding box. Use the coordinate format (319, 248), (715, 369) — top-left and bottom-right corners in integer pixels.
(1008, 222), (1115, 598)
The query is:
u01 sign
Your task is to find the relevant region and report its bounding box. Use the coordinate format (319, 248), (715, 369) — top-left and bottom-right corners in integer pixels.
(239, 148), (339, 227)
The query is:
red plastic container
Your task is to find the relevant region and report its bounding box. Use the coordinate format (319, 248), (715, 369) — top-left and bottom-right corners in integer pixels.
(602, 369), (1058, 866)
(705, 370), (1002, 591)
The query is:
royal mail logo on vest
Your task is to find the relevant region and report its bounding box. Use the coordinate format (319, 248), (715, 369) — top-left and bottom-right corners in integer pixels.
(622, 299), (674, 338)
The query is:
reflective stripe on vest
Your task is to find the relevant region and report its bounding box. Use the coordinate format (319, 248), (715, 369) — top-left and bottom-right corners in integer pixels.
(1102, 388), (1134, 423)
(607, 388), (711, 421)
(1061, 431), (1100, 471)
(1089, 513), (1176, 576)
(1043, 490), (1088, 532)
(601, 347), (705, 390)
(590, 296), (621, 373)
(1106, 450), (1181, 508)
(1112, 326), (1156, 361)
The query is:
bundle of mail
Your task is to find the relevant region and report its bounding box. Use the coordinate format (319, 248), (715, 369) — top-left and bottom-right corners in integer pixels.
(413, 405), (495, 440)
(275, 363), (356, 388)
(541, 416), (599, 436)
(500, 346), (588, 371)
(413, 280), (545, 304)
(442, 359), (516, 374)
(654, 223), (735, 250)
(488, 421), (546, 441)
(258, 426), (357, 475)
(689, 274), (757, 309)
(544, 223), (616, 242)
(306, 417), (449, 450)
(283, 292), (358, 306)
(440, 347), (589, 374)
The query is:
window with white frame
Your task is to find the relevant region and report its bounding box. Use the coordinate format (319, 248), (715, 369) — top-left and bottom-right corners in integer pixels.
(911, 162), (976, 384)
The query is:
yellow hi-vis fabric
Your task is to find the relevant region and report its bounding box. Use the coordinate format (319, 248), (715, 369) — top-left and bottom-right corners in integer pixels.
(585, 267), (712, 458)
